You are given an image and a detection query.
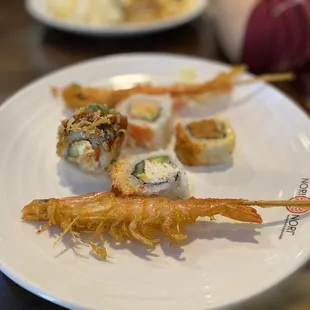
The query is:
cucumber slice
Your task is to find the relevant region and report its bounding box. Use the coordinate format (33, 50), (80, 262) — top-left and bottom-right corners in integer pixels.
(68, 144), (79, 157)
(132, 160), (145, 177)
(129, 101), (160, 122)
(148, 155), (169, 164)
(144, 114), (157, 121)
(70, 82), (81, 88)
(88, 104), (110, 114)
(132, 156), (169, 180)
(136, 173), (149, 183)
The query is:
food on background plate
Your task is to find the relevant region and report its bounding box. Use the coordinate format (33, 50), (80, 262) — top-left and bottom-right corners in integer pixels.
(56, 104), (127, 173)
(22, 191), (310, 260)
(59, 68), (294, 110)
(117, 94), (173, 149)
(46, 0), (193, 26)
(174, 118), (236, 166)
(110, 150), (189, 199)
(46, 0), (124, 25)
(123, 0), (193, 23)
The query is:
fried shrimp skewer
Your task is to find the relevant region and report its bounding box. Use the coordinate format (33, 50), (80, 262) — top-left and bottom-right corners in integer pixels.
(21, 192), (310, 259)
(61, 66), (245, 109)
(22, 192), (265, 259)
(60, 68), (294, 110)
(61, 79), (232, 110)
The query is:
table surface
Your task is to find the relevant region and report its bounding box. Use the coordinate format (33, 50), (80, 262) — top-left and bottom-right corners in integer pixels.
(1, 1), (310, 310)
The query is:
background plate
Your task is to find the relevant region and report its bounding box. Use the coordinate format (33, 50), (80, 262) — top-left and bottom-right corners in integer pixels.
(26, 0), (207, 36)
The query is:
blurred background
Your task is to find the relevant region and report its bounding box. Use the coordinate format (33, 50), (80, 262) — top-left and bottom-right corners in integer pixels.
(0, 0), (310, 309)
(1, 1), (309, 107)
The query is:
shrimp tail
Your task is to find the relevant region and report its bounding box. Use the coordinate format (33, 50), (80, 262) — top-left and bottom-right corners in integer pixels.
(187, 198), (262, 224)
(221, 204), (263, 224)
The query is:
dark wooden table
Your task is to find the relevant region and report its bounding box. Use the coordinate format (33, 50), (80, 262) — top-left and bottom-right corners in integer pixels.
(1, 1), (310, 309)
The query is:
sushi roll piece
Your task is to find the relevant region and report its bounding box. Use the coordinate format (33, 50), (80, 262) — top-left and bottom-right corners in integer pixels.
(57, 104), (127, 173)
(110, 150), (190, 199)
(117, 94), (173, 150)
(174, 118), (235, 166)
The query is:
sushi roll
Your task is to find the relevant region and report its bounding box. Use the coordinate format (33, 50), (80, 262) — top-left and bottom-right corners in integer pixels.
(174, 118), (235, 166)
(57, 104), (127, 173)
(110, 150), (190, 199)
(117, 94), (173, 150)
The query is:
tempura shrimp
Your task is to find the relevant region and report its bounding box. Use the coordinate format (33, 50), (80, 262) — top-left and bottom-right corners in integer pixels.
(22, 191), (262, 259)
(61, 66), (245, 109)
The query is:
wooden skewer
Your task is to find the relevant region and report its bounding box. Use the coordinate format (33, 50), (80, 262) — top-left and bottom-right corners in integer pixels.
(242, 200), (310, 208)
(236, 72), (295, 85)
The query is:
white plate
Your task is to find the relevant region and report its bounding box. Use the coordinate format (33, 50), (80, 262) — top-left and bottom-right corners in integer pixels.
(1, 53), (310, 310)
(26, 0), (207, 36)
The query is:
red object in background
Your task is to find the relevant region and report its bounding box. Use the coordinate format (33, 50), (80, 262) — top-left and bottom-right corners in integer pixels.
(242, 0), (310, 95)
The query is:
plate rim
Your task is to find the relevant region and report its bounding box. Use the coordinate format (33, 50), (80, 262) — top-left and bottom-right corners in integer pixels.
(25, 0), (208, 36)
(0, 52), (310, 310)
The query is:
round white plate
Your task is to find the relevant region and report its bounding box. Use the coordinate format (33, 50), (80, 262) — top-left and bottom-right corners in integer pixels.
(26, 0), (207, 36)
(1, 53), (310, 310)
